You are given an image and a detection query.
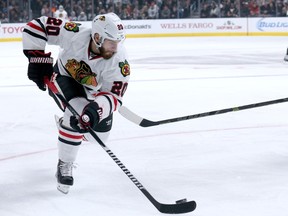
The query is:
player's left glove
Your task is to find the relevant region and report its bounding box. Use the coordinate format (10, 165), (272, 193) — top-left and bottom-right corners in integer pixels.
(70, 102), (102, 133)
(25, 50), (54, 91)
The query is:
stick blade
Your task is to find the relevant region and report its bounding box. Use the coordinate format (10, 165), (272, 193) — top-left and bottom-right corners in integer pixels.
(157, 200), (197, 214)
(141, 188), (196, 214)
(119, 106), (159, 127)
(118, 106), (144, 125)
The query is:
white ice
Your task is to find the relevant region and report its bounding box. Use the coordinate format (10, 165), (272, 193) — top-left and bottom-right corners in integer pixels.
(0, 36), (288, 216)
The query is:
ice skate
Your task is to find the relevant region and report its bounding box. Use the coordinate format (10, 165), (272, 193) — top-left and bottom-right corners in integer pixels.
(56, 159), (75, 194)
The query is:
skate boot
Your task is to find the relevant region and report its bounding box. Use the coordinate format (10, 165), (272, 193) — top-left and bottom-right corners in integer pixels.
(56, 159), (75, 194)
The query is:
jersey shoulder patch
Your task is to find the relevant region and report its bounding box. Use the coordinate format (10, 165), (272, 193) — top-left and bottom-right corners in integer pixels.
(63, 22), (81, 33)
(119, 60), (130, 77)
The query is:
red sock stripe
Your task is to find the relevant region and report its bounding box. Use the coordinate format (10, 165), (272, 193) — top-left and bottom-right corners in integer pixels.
(59, 129), (83, 140)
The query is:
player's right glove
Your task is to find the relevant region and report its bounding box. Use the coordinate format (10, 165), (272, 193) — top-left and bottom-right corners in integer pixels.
(25, 50), (54, 91)
(70, 102), (102, 133)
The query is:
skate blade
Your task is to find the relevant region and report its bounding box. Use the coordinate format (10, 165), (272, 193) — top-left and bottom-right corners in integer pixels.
(57, 183), (70, 194)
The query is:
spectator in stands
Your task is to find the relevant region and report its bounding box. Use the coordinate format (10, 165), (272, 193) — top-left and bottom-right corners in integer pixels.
(78, 11), (87, 21)
(0, 12), (9, 23)
(94, 1), (107, 16)
(210, 1), (220, 17)
(0, 0), (6, 14)
(200, 2), (210, 18)
(99, 7), (108, 15)
(31, 0), (42, 20)
(260, 2), (271, 16)
(20, 10), (30, 23)
(283, 1), (288, 16)
(121, 5), (132, 19)
(8, 1), (20, 23)
(156, 0), (163, 9)
(51, 2), (57, 16)
(170, 4), (178, 18)
(276, 0), (286, 16)
(69, 11), (78, 21)
(226, 3), (239, 17)
(86, 3), (94, 20)
(240, 0), (250, 17)
(41, 3), (50, 17)
(114, 0), (123, 17)
(182, 0), (191, 18)
(220, 0), (229, 17)
(147, 1), (159, 19)
(267, 0), (276, 16)
(73, 2), (84, 18)
(140, 4), (149, 19)
(132, 5), (142, 19)
(249, 0), (260, 16)
(161, 4), (171, 18)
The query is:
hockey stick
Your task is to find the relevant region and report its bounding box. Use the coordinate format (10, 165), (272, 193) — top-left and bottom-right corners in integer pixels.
(44, 78), (196, 214)
(119, 97), (288, 127)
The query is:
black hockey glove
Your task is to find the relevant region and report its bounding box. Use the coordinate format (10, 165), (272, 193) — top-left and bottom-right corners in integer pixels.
(26, 50), (54, 91)
(70, 102), (101, 133)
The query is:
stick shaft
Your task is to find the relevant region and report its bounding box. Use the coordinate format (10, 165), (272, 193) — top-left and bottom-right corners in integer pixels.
(119, 97), (288, 127)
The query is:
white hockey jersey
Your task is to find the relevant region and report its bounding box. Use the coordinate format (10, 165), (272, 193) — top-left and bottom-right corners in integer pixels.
(53, 9), (69, 20)
(22, 16), (130, 115)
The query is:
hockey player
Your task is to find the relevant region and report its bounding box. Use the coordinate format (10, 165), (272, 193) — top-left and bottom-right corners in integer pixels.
(22, 13), (130, 194)
(53, 5), (69, 20)
(284, 49), (288, 62)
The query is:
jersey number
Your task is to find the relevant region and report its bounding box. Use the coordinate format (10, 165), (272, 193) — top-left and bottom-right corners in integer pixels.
(111, 81), (128, 97)
(117, 24), (124, 30)
(46, 17), (62, 36)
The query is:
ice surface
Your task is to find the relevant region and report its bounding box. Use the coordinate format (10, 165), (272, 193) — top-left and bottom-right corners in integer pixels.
(0, 36), (288, 216)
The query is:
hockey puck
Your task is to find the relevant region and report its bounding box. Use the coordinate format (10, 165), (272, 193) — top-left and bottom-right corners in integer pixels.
(175, 198), (187, 204)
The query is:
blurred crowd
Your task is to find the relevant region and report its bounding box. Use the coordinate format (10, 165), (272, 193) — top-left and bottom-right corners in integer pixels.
(1, 0), (288, 23)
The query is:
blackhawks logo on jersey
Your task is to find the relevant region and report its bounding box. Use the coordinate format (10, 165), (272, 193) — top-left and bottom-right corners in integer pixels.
(65, 59), (97, 86)
(64, 22), (81, 32)
(99, 16), (105, 21)
(119, 60), (130, 77)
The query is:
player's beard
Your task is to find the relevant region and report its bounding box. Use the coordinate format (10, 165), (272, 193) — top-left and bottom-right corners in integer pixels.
(99, 47), (115, 59)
